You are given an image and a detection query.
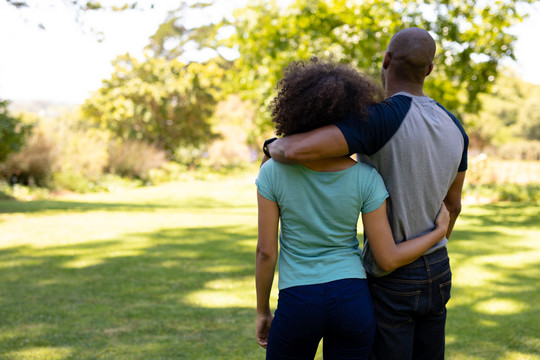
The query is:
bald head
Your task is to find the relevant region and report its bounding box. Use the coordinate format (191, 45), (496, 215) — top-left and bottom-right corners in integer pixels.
(385, 27), (436, 84)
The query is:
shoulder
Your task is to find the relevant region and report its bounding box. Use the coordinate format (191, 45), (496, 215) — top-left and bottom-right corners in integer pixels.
(259, 159), (298, 178)
(353, 162), (385, 185)
(433, 101), (469, 141)
(367, 94), (413, 120)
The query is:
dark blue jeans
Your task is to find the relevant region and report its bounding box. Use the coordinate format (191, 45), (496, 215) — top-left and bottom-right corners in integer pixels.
(266, 278), (375, 360)
(367, 248), (452, 360)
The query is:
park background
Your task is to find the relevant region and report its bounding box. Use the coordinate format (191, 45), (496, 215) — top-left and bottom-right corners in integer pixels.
(1, 0), (539, 359)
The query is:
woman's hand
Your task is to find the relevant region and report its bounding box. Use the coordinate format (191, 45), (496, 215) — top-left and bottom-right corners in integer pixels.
(256, 311), (273, 349)
(435, 203), (450, 234)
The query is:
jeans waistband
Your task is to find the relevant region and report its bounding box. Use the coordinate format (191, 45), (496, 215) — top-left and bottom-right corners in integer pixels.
(400, 247), (449, 269)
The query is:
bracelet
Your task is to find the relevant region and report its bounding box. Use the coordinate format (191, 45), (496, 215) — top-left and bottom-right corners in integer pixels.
(263, 137), (278, 158)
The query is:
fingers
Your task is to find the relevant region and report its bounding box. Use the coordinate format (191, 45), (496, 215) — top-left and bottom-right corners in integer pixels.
(257, 337), (268, 349)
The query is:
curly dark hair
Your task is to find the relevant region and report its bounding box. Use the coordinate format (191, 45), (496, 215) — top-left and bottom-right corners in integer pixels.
(269, 57), (384, 137)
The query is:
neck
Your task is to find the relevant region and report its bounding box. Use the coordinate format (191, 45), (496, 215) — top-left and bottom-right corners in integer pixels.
(301, 156), (356, 172)
(384, 79), (425, 98)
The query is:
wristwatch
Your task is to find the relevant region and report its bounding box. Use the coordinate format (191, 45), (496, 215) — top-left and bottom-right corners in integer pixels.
(263, 137), (278, 158)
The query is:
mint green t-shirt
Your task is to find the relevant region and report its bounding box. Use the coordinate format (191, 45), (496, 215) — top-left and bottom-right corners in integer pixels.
(256, 160), (388, 290)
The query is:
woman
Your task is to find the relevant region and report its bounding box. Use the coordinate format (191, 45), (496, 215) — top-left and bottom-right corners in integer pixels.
(255, 58), (449, 359)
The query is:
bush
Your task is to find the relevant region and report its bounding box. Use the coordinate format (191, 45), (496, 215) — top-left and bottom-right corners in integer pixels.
(497, 141), (540, 161)
(56, 129), (109, 182)
(0, 129), (58, 187)
(0, 99), (33, 162)
(464, 183), (540, 203)
(107, 140), (167, 181)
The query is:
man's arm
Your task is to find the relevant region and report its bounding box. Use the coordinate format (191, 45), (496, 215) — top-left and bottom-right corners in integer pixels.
(443, 171), (466, 239)
(267, 124), (350, 164)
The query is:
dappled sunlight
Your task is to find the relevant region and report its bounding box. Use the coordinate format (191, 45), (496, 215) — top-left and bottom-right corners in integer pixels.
(62, 257), (106, 269)
(474, 298), (526, 315)
(505, 352), (540, 360)
(0, 174), (537, 359)
(202, 265), (247, 273)
(446, 202), (540, 359)
(477, 319), (498, 327)
(6, 346), (72, 360)
(184, 290), (252, 308)
(183, 276), (254, 308)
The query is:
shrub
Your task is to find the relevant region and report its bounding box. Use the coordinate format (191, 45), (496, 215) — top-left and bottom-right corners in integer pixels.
(464, 183), (540, 203)
(497, 141), (540, 161)
(56, 129), (109, 182)
(107, 140), (167, 181)
(0, 99), (33, 162)
(0, 129), (58, 187)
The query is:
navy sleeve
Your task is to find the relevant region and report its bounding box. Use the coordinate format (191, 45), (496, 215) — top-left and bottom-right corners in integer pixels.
(436, 103), (469, 172)
(335, 95), (412, 156)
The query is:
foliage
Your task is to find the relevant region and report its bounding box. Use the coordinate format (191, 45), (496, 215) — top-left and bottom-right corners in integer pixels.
(82, 54), (222, 160)
(212, 0), (534, 136)
(205, 95), (256, 169)
(54, 119), (110, 183)
(517, 92), (540, 141)
(497, 140), (540, 161)
(106, 139), (167, 181)
(464, 183), (540, 203)
(145, 1), (221, 61)
(0, 126), (58, 187)
(464, 72), (540, 148)
(0, 99), (33, 162)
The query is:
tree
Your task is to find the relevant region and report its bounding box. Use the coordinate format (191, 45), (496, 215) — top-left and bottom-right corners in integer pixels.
(0, 100), (33, 162)
(518, 92), (540, 141)
(81, 54), (222, 160)
(220, 0), (535, 136)
(463, 72), (540, 147)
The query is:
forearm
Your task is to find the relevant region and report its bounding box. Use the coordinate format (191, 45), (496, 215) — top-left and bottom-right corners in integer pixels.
(267, 125), (349, 164)
(363, 202), (449, 273)
(389, 226), (447, 270)
(255, 250), (277, 314)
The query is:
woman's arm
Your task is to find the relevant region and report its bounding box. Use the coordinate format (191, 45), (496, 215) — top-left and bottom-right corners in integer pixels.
(362, 201), (449, 273)
(255, 190), (279, 349)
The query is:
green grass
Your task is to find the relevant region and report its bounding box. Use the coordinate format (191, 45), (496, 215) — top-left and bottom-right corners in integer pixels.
(0, 171), (539, 359)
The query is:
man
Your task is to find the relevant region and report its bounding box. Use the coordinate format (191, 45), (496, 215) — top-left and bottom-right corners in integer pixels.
(265, 27), (468, 360)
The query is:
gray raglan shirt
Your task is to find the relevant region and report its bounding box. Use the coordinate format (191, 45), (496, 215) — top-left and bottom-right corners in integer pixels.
(336, 92), (469, 276)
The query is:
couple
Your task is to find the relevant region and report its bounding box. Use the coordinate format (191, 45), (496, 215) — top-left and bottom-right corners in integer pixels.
(255, 28), (468, 360)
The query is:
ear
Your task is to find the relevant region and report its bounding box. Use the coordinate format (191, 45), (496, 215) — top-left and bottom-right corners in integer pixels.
(382, 52), (391, 69)
(426, 63), (434, 76)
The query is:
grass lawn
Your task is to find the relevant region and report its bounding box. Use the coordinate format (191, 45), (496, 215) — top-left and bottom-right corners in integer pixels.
(0, 170), (539, 360)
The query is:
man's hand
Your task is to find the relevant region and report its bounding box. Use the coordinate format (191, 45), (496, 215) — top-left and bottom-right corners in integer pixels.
(256, 311), (273, 349)
(443, 171), (466, 238)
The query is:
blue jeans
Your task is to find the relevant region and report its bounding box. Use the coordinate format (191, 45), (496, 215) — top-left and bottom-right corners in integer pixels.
(367, 248), (452, 360)
(266, 278), (375, 360)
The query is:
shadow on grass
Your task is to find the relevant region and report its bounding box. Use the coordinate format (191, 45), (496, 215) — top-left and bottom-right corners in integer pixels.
(0, 225), (264, 360)
(0, 197), (250, 214)
(445, 203), (540, 359)
(1, 201), (538, 360)
(459, 202), (540, 228)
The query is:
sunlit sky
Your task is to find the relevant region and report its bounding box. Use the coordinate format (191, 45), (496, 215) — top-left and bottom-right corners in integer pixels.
(1, 0), (539, 104)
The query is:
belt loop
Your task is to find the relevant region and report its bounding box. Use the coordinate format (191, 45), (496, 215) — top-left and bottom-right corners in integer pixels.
(423, 254), (431, 274)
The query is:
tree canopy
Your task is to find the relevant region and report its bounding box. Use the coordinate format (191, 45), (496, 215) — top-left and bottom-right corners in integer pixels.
(81, 54), (223, 160)
(214, 0), (534, 136)
(0, 100), (32, 162)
